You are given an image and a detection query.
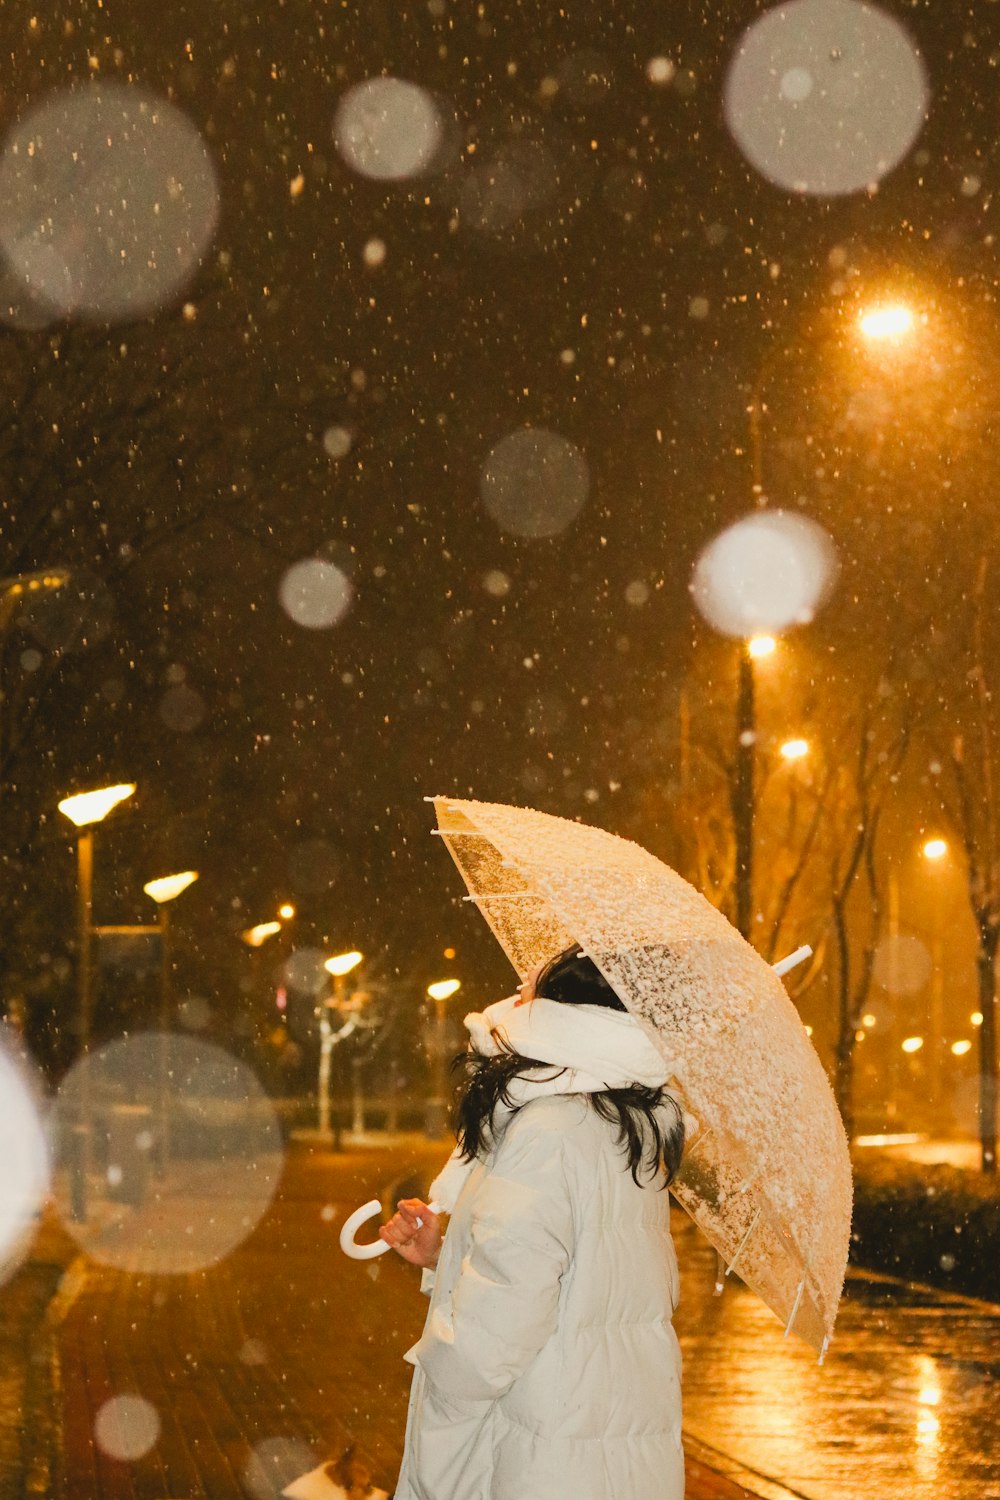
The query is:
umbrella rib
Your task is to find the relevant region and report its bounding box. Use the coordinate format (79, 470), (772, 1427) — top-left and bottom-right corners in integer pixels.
(461, 893), (535, 902)
(783, 1254), (813, 1339)
(724, 1207), (761, 1278)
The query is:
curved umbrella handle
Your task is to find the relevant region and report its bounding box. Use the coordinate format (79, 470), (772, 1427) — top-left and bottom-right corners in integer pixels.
(339, 1198), (443, 1260)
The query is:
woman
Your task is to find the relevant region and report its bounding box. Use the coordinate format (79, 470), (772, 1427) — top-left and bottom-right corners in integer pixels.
(381, 944), (686, 1500)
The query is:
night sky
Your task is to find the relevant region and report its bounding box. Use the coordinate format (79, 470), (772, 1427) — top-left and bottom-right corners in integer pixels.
(0, 0), (994, 1075)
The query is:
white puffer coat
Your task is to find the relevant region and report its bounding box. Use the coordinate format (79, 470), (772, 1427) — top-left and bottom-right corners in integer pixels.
(394, 1093), (683, 1500)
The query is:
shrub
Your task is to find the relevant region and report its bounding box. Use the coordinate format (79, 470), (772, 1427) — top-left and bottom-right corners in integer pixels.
(850, 1154), (1000, 1302)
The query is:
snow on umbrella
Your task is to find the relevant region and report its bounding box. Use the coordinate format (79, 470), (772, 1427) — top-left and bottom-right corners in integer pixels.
(430, 794), (852, 1357)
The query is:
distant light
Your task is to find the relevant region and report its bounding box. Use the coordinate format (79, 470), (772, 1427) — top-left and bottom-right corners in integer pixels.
(780, 738), (809, 761)
(747, 634), (777, 660)
(427, 978), (462, 1001)
(862, 1013), (877, 1029)
(804, 1024), (813, 1036)
(854, 1133), (922, 1147)
(325, 950), (363, 977)
(901, 1035), (924, 1053)
(855, 1029), (866, 1042)
(922, 837), (948, 861)
(859, 304), (915, 341)
(278, 904), (296, 920)
(58, 783), (135, 828)
(144, 871), (198, 905)
(276, 988), (287, 1011)
(951, 1039), (972, 1056)
(443, 947), (456, 960)
(243, 922), (282, 948)
(972, 1012), (984, 1027)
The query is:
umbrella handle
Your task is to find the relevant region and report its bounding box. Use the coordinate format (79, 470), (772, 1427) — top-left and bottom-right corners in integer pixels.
(340, 1198), (444, 1260)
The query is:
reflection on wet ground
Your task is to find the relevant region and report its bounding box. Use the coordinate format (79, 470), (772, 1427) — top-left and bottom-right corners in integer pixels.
(672, 1209), (1000, 1499)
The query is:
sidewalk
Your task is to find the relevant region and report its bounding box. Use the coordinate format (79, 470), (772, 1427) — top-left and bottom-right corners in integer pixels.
(33, 1136), (769, 1499)
(19, 1134), (1000, 1498)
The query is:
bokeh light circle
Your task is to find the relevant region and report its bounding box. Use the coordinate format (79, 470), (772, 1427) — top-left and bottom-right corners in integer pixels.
(483, 569), (511, 598)
(334, 78), (442, 181)
(724, 0), (927, 196)
(51, 1034), (283, 1273)
(322, 425), (353, 459)
(279, 559), (353, 630)
(872, 932), (932, 996)
(158, 684), (206, 733)
(690, 510), (838, 637)
(480, 427), (589, 539)
(0, 1036), (49, 1285)
(283, 947), (331, 996)
(0, 82), (219, 320)
(94, 1395), (160, 1461)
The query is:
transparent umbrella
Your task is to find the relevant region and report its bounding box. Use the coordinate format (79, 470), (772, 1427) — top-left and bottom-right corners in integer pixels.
(430, 794), (852, 1358)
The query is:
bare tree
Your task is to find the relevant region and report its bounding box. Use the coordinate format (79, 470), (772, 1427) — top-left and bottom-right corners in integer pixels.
(940, 557), (1000, 1174)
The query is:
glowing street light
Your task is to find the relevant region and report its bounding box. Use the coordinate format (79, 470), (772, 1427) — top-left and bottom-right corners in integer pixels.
(242, 921), (282, 948)
(427, 978), (462, 1001)
(779, 738), (809, 762)
(972, 1012), (984, 1027)
(143, 871), (198, 905)
(952, 1039), (973, 1057)
(922, 837), (948, 861)
(426, 977), (462, 1138)
(278, 903), (296, 920)
(862, 1014), (877, 1029)
(325, 950), (364, 978)
(901, 1036), (924, 1054)
(747, 634), (776, 660)
(143, 872), (199, 1176)
(858, 304), (916, 341)
(58, 783), (135, 828)
(319, 950), (364, 1143)
(58, 780), (136, 1221)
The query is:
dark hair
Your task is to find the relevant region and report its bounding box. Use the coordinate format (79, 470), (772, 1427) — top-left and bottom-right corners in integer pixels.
(534, 943), (628, 1010)
(452, 945), (684, 1189)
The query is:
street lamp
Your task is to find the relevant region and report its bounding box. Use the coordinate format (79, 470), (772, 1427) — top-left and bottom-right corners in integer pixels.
(242, 921), (282, 947)
(144, 871), (199, 1177)
(426, 978), (462, 1139)
(779, 738), (809, 762)
(733, 637), (780, 942)
(922, 837), (948, 861)
(318, 950), (364, 1143)
(57, 781), (136, 1220)
(858, 304), (916, 342)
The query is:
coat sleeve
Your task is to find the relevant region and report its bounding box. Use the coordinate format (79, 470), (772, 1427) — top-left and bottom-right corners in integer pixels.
(412, 1113), (574, 1404)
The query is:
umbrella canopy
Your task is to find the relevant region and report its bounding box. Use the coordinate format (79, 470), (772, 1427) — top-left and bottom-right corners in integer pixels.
(431, 794), (852, 1357)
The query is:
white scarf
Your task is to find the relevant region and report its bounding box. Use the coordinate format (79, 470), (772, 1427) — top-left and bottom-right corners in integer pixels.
(429, 993), (674, 1213)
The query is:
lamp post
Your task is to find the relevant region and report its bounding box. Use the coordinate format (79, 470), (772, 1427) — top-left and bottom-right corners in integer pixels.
(57, 781), (136, 1219)
(143, 871), (199, 1176)
(425, 978), (461, 1139)
(321, 950), (363, 1146)
(733, 635), (775, 942)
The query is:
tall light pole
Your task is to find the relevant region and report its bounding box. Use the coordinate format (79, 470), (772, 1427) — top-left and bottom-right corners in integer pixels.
(322, 950), (363, 1146)
(733, 635), (775, 942)
(57, 781), (136, 1219)
(425, 978), (461, 1139)
(143, 871), (199, 1176)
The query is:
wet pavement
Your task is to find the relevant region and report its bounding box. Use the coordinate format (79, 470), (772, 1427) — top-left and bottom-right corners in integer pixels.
(7, 1135), (1000, 1499)
(673, 1210), (1000, 1500)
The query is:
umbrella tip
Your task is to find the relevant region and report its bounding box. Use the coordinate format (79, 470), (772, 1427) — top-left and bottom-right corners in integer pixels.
(772, 944), (812, 978)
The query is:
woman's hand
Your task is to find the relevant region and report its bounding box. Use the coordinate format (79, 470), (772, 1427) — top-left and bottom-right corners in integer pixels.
(379, 1198), (442, 1269)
